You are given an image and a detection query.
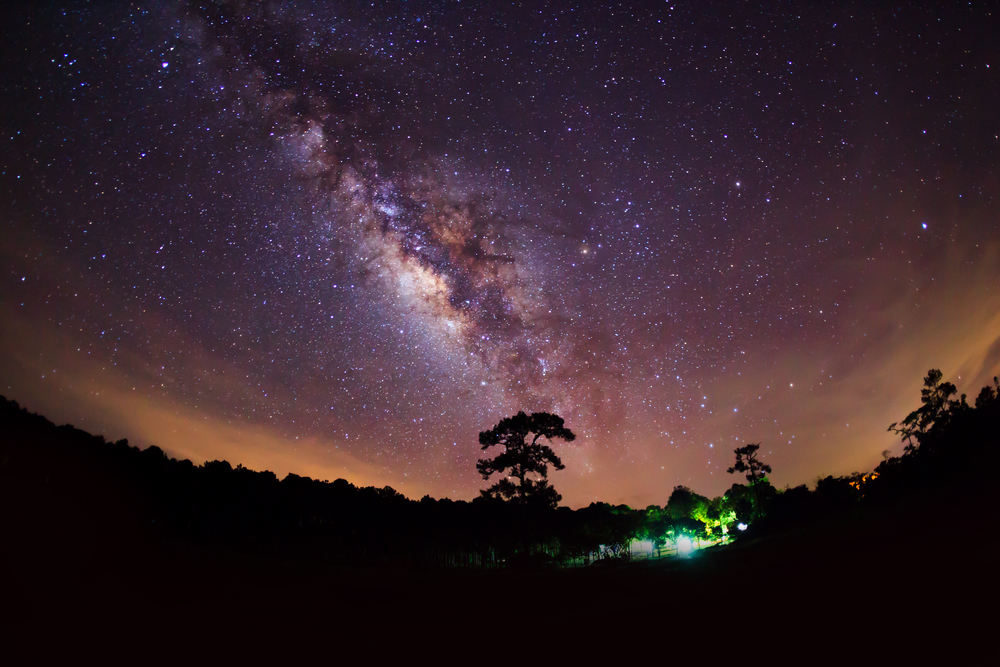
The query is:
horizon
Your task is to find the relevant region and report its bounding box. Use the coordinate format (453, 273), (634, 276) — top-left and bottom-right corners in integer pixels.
(2, 1), (999, 509)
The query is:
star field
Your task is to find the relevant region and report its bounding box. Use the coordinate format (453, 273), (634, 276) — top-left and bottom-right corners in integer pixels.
(2, 1), (999, 507)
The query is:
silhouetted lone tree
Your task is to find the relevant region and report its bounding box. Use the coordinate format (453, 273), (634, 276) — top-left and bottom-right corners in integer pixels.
(888, 369), (959, 452)
(477, 411), (576, 509)
(727, 443), (771, 520)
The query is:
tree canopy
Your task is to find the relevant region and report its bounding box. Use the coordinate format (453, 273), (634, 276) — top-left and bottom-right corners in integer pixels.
(727, 443), (771, 485)
(727, 442), (772, 522)
(888, 368), (961, 452)
(477, 411), (576, 508)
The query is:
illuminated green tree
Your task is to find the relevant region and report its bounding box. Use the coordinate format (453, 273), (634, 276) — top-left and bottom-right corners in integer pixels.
(477, 411), (576, 509)
(641, 505), (670, 557)
(665, 485), (709, 523)
(706, 495), (736, 541)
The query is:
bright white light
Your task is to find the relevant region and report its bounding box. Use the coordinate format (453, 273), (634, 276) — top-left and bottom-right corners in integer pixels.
(677, 536), (694, 556)
(737, 522), (748, 531)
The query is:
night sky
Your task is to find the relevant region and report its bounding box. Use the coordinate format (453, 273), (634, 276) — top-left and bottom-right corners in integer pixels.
(3, 1), (999, 508)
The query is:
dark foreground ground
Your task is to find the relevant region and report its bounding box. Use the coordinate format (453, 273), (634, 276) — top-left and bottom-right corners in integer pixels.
(3, 495), (995, 660)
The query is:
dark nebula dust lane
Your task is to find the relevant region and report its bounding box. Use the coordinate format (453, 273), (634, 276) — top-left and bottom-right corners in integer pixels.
(2, 1), (999, 506)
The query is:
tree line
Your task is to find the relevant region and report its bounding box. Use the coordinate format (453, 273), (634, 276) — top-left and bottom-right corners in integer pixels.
(1, 368), (997, 569)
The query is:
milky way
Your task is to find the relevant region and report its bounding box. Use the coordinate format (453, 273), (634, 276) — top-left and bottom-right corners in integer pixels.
(179, 0), (590, 405)
(2, 1), (999, 506)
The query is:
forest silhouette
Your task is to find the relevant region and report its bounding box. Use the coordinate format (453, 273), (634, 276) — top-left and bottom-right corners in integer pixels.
(2, 369), (998, 649)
